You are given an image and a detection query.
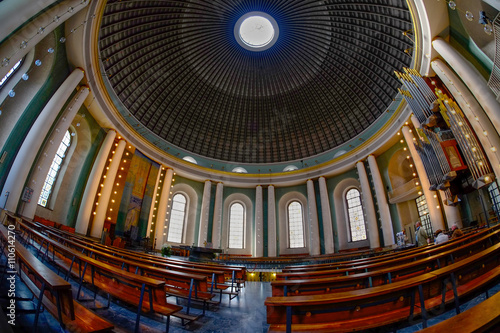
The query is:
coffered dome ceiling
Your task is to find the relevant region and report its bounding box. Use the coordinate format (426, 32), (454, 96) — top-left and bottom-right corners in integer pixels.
(98, 0), (413, 164)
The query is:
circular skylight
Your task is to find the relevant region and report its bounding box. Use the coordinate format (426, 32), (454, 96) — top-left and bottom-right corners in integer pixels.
(234, 12), (279, 51)
(240, 16), (274, 47)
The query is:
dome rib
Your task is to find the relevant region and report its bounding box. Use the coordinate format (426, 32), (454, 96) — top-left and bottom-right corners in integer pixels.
(99, 0), (413, 164)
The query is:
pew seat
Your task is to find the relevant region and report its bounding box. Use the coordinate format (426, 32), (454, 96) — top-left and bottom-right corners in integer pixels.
(0, 224), (113, 333)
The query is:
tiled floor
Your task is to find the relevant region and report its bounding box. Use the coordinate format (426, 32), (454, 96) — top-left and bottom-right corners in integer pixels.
(1, 247), (499, 333)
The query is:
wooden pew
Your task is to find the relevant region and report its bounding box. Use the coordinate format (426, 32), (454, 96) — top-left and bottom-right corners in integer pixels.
(276, 228), (500, 282)
(36, 221), (246, 292)
(13, 221), (183, 332)
(271, 229), (500, 296)
(37, 227), (240, 301)
(0, 224), (113, 333)
(419, 290), (500, 333)
(33, 219), (248, 291)
(21, 221), (218, 323)
(40, 230), (215, 322)
(281, 226), (492, 273)
(265, 242), (500, 332)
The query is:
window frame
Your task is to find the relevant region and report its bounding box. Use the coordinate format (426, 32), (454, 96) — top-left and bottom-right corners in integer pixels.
(415, 195), (433, 236)
(38, 130), (72, 207)
(0, 59), (23, 89)
(345, 187), (367, 242)
(228, 201), (246, 249)
(287, 200), (305, 249)
(167, 193), (188, 244)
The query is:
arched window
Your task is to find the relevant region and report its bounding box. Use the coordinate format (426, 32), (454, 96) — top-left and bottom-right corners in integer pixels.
(288, 201), (305, 248)
(232, 167), (248, 174)
(228, 202), (245, 249)
(346, 188), (367, 241)
(38, 130), (71, 207)
(283, 165), (298, 172)
(182, 156), (197, 164)
(0, 59), (22, 88)
(167, 193), (187, 243)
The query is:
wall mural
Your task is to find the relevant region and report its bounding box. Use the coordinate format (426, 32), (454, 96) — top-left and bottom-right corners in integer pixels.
(117, 150), (159, 240)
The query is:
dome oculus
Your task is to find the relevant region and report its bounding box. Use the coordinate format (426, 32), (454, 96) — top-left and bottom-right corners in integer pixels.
(235, 12), (278, 51)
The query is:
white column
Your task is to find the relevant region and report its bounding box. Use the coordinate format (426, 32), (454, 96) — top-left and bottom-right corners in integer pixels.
(267, 185), (277, 257)
(431, 59), (500, 179)
(432, 37), (500, 133)
(0, 68), (84, 211)
(356, 161), (380, 249)
(318, 177), (335, 253)
(212, 182), (224, 249)
(198, 180), (211, 246)
(155, 168), (173, 249)
(0, 0), (89, 79)
(22, 86), (89, 219)
(90, 140), (126, 238)
(75, 130), (116, 235)
(306, 179), (321, 255)
(403, 123), (446, 232)
(146, 166), (162, 238)
(255, 185), (264, 257)
(439, 191), (462, 229)
(367, 155), (395, 246)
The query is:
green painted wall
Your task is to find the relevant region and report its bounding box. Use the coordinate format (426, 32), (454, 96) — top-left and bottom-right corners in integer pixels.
(174, 175), (204, 244)
(448, 9), (492, 80)
(376, 142), (404, 233)
(326, 168), (359, 251)
(222, 186), (256, 250)
(0, 27), (70, 192)
(67, 107), (106, 227)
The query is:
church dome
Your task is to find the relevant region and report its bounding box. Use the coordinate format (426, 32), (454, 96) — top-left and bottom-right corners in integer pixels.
(96, 0), (413, 165)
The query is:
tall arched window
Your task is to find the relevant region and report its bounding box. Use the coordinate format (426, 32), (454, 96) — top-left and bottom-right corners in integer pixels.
(167, 193), (187, 243)
(228, 202), (245, 249)
(38, 130), (71, 207)
(346, 188), (367, 241)
(0, 59), (22, 88)
(288, 201), (305, 248)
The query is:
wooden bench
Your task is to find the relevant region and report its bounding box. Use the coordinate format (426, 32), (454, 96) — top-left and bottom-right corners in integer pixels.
(41, 231), (215, 323)
(272, 228), (500, 297)
(265, 242), (500, 332)
(13, 221), (183, 332)
(42, 230), (240, 302)
(0, 224), (113, 333)
(280, 227), (492, 273)
(419, 290), (500, 333)
(31, 221), (248, 294)
(276, 228), (500, 282)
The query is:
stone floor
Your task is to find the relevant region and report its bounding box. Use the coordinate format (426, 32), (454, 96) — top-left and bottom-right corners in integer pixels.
(1, 247), (499, 333)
